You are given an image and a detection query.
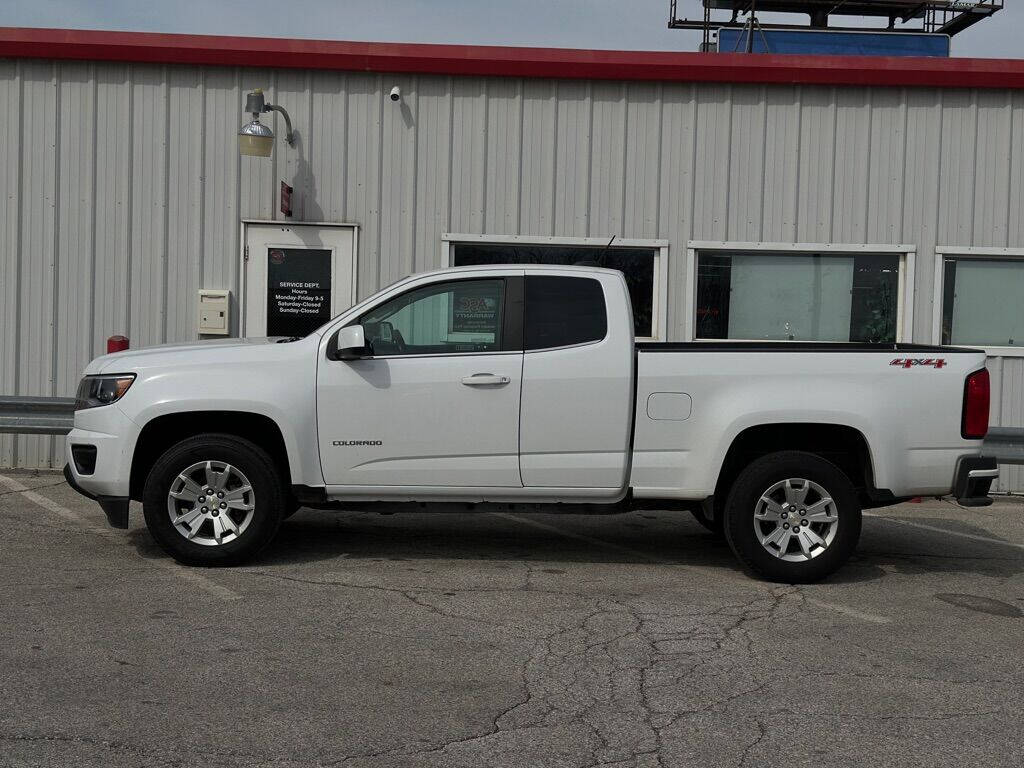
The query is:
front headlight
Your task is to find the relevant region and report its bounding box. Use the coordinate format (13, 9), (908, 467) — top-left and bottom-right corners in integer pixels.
(75, 374), (136, 410)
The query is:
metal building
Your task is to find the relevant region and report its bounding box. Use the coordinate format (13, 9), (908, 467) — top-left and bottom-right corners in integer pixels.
(2, 29), (1024, 490)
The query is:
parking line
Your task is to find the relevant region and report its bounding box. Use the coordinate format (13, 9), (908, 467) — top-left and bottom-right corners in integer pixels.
(864, 512), (1024, 551)
(804, 597), (891, 624)
(492, 511), (767, 589)
(143, 558), (242, 601)
(492, 511), (671, 565)
(0, 474), (241, 601)
(0, 473), (115, 538)
(496, 512), (895, 623)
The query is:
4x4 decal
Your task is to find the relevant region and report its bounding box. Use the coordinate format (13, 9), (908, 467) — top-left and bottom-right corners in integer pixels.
(890, 358), (947, 369)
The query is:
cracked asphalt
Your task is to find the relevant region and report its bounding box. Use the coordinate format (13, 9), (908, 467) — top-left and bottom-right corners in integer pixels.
(2, 470), (1023, 768)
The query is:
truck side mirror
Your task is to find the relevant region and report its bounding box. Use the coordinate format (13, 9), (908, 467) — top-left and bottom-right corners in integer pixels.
(328, 325), (371, 361)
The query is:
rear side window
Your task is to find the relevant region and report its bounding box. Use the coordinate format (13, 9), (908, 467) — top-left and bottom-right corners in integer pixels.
(525, 276), (607, 350)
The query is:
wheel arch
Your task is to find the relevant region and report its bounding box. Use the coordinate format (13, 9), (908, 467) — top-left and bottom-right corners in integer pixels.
(712, 423), (880, 515)
(129, 411), (292, 501)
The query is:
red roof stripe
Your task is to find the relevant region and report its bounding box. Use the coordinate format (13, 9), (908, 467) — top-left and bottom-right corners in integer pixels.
(2, 27), (1023, 89)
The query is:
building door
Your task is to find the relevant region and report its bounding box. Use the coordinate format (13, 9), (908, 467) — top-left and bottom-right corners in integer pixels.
(242, 222), (357, 337)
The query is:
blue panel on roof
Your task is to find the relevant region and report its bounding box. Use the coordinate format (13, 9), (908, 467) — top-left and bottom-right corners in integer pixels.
(717, 28), (951, 57)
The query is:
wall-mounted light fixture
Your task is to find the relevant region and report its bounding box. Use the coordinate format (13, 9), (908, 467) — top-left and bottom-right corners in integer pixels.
(238, 89), (295, 157)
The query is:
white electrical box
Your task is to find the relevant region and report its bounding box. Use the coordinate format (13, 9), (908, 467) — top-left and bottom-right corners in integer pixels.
(198, 289), (230, 336)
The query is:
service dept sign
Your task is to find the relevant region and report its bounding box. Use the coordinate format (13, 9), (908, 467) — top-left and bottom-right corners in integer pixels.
(266, 248), (332, 337)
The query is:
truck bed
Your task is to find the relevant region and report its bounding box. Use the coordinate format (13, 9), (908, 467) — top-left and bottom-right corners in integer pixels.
(630, 340), (989, 500)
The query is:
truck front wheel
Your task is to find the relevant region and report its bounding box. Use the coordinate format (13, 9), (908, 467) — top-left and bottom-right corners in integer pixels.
(142, 434), (286, 566)
(723, 451), (861, 583)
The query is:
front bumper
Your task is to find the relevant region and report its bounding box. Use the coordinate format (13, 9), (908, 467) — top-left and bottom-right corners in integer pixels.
(63, 402), (139, 504)
(63, 464), (130, 528)
(952, 455), (999, 508)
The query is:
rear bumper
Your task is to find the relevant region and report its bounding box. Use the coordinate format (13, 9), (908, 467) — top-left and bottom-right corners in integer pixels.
(952, 455), (999, 508)
(63, 464), (129, 529)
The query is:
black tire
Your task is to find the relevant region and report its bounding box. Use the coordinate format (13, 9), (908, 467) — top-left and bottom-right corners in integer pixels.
(723, 451), (861, 583)
(142, 433), (286, 566)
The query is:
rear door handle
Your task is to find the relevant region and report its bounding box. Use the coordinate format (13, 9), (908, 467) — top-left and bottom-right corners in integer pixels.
(461, 373), (511, 386)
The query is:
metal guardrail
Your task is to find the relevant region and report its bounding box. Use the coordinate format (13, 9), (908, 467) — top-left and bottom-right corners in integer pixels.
(1, 394), (1024, 465)
(0, 396), (76, 435)
(982, 428), (1024, 466)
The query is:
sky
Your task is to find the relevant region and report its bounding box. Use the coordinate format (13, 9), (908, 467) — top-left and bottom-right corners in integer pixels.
(7, 0), (1023, 58)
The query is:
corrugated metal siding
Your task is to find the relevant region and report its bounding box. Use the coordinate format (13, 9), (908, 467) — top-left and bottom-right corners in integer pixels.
(2, 60), (1024, 476)
(0, 59), (21, 468)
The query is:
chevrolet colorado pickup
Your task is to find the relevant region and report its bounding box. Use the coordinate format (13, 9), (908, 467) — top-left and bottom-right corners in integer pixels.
(65, 265), (998, 582)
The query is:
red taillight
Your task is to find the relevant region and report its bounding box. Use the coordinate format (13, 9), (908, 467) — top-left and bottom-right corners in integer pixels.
(962, 368), (990, 440)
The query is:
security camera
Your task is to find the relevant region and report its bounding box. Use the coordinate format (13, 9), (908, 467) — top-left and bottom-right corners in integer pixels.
(389, 86), (401, 102)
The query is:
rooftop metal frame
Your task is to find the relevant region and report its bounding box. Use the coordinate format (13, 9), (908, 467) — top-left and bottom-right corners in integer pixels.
(668, 0), (1005, 51)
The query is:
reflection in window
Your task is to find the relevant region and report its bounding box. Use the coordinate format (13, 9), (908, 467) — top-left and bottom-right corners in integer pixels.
(942, 257), (1024, 347)
(452, 243), (655, 337)
(696, 252), (899, 343)
(359, 279), (505, 355)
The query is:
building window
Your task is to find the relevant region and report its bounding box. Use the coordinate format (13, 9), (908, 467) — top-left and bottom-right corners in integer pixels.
(695, 250), (902, 343)
(448, 238), (662, 339)
(941, 255), (1024, 348)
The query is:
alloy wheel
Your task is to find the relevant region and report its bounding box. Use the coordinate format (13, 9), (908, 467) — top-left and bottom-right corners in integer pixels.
(752, 478), (839, 562)
(166, 460), (256, 547)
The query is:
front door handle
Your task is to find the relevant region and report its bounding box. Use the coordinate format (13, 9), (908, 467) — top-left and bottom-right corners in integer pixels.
(461, 373), (511, 387)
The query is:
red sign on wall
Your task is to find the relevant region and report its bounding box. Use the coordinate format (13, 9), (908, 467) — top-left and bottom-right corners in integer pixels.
(280, 181), (293, 217)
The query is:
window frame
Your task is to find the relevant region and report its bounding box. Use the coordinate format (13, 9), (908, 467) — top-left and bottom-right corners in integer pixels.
(441, 233), (669, 341)
(686, 241), (916, 344)
(932, 247), (1024, 357)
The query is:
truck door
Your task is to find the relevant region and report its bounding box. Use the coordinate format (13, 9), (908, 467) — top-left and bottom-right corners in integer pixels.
(519, 272), (634, 488)
(317, 275), (525, 488)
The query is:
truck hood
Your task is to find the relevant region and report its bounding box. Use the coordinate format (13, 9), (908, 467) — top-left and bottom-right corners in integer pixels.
(85, 337), (295, 374)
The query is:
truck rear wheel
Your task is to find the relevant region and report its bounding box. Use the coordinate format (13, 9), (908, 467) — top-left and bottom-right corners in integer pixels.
(723, 451), (861, 583)
(142, 434), (286, 566)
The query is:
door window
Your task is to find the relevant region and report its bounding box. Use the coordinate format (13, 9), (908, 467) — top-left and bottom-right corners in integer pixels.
(359, 279), (506, 355)
(525, 276), (607, 350)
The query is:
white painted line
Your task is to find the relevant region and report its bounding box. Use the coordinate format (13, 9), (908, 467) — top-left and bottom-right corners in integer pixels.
(0, 474), (115, 538)
(804, 597), (891, 625)
(492, 511), (761, 587)
(0, 474), (240, 601)
(153, 561), (241, 601)
(864, 512), (1024, 551)
(496, 512), (893, 622)
(492, 511), (671, 565)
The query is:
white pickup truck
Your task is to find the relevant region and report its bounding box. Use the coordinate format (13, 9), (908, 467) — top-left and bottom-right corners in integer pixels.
(65, 265), (997, 582)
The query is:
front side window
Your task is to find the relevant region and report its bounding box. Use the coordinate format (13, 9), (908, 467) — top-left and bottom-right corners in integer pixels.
(453, 243), (654, 337)
(942, 257), (1024, 347)
(359, 279), (505, 355)
(695, 251), (900, 343)
(525, 276), (607, 350)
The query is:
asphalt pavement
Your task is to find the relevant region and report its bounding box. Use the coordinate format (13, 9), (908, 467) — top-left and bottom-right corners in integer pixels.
(1, 470), (1023, 768)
